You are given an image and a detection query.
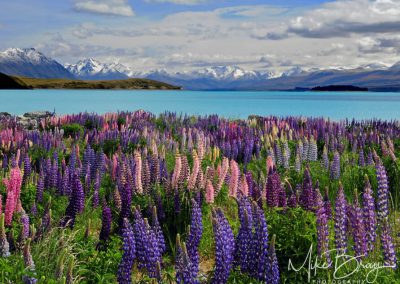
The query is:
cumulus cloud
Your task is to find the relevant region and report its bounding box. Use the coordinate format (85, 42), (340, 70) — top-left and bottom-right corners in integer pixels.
(74, 0), (134, 16)
(31, 1), (400, 72)
(257, 0), (400, 39)
(358, 36), (400, 54)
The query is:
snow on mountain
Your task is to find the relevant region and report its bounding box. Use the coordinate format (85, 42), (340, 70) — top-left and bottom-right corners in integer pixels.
(65, 58), (130, 80)
(281, 66), (308, 77)
(136, 66), (275, 90)
(0, 48), (74, 79)
(389, 61), (400, 71)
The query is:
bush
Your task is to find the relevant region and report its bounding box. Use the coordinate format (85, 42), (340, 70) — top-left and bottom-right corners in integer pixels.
(62, 123), (84, 138)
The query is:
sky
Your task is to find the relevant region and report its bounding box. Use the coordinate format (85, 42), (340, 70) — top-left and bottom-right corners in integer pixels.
(1, 0), (400, 72)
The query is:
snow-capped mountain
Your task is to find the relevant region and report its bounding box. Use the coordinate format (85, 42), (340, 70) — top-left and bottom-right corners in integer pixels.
(135, 66), (276, 90)
(65, 58), (129, 80)
(0, 48), (74, 79)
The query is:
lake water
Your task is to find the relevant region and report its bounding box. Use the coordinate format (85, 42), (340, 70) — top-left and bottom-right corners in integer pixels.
(0, 89), (399, 120)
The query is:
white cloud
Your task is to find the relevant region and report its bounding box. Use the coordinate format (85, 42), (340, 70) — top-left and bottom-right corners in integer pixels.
(144, 0), (205, 5)
(74, 0), (134, 16)
(258, 0), (400, 39)
(35, 1), (400, 72)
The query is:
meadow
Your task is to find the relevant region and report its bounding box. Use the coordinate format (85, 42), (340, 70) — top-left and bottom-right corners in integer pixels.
(0, 111), (399, 283)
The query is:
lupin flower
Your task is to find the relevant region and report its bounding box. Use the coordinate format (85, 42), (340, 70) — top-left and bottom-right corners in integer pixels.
(322, 146), (329, 170)
(380, 219), (397, 269)
(36, 177), (44, 203)
(334, 183), (348, 254)
(19, 212), (30, 243)
(315, 188), (331, 265)
(0, 213), (10, 257)
(239, 174), (249, 197)
(359, 150), (365, 167)
(98, 204), (112, 248)
(134, 151), (143, 194)
(175, 234), (199, 284)
(114, 186), (122, 211)
(211, 208), (234, 284)
(186, 199), (202, 278)
(323, 187), (332, 219)
(92, 171), (100, 208)
(172, 152), (182, 189)
(228, 159), (239, 198)
(235, 197), (253, 274)
(330, 151), (340, 180)
(188, 150), (200, 190)
(375, 161), (389, 223)
(61, 173), (85, 228)
(119, 184), (132, 230)
(133, 209), (162, 279)
(287, 185), (298, 208)
(117, 218), (136, 284)
(300, 168), (314, 211)
(23, 153), (31, 185)
(205, 180), (215, 204)
(152, 206), (166, 254)
(308, 136), (318, 162)
(266, 167), (282, 208)
(295, 151), (301, 173)
(3, 166), (23, 225)
(267, 235), (280, 284)
(362, 175), (376, 253)
(252, 202), (270, 281)
(217, 157), (229, 193)
(22, 239), (37, 284)
(274, 142), (283, 166)
(366, 151), (374, 166)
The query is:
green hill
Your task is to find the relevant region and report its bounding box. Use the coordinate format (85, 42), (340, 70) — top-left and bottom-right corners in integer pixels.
(0, 72), (181, 90)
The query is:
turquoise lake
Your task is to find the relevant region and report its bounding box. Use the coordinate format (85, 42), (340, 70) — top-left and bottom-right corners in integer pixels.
(0, 90), (399, 120)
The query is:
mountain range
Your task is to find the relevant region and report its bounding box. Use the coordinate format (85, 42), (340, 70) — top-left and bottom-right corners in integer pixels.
(1, 47), (400, 91)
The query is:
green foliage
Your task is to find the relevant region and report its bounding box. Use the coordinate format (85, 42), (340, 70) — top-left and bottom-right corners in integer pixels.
(62, 123), (84, 138)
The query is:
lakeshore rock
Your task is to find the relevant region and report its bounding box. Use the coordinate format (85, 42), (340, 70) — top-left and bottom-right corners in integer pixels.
(16, 110), (54, 129)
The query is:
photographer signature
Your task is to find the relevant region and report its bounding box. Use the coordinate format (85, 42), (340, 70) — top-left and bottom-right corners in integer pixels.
(287, 244), (395, 283)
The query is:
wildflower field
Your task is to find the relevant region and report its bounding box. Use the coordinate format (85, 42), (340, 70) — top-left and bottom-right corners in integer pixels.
(0, 111), (399, 283)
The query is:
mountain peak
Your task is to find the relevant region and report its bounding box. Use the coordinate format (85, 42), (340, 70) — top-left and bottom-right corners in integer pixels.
(389, 61), (400, 71)
(65, 58), (130, 80)
(1, 47), (51, 64)
(0, 47), (74, 79)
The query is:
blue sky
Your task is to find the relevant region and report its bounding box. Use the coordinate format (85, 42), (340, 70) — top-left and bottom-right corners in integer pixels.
(1, 0), (400, 72)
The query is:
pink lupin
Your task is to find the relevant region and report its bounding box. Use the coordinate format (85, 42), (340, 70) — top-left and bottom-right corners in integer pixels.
(134, 151), (143, 194)
(3, 167), (22, 226)
(171, 151), (182, 189)
(228, 159), (239, 198)
(239, 174), (249, 197)
(206, 180), (215, 204)
(188, 150), (200, 190)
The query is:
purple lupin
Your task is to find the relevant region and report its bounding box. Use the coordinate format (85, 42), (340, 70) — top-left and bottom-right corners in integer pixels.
(362, 175), (376, 254)
(315, 188), (331, 265)
(334, 182), (348, 254)
(380, 219), (397, 269)
(349, 189), (367, 257)
(117, 218), (136, 284)
(375, 160), (389, 224)
(186, 199), (202, 278)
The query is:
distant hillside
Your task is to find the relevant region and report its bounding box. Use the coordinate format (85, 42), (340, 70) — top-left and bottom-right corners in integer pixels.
(311, 85), (368, 92)
(0, 73), (181, 90)
(0, 72), (30, 89)
(248, 67), (400, 91)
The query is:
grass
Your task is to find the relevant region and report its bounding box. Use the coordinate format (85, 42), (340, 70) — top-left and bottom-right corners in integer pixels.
(0, 72), (181, 90)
